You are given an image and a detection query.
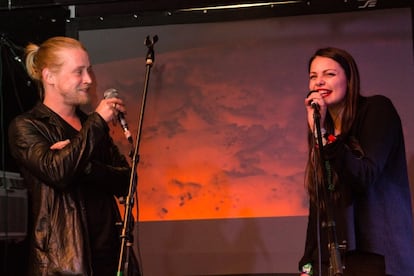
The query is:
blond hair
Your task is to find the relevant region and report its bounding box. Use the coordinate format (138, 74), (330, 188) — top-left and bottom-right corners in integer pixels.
(25, 36), (86, 100)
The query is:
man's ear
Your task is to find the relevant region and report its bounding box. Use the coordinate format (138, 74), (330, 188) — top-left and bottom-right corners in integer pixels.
(42, 68), (55, 85)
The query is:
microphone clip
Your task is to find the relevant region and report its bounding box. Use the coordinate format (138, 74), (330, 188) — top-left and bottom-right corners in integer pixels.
(145, 35), (158, 64)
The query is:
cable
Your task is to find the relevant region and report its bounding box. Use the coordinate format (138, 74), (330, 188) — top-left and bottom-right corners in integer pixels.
(0, 36), (9, 276)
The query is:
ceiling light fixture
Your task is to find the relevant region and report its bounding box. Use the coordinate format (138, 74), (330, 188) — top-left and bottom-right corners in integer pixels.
(178, 1), (303, 12)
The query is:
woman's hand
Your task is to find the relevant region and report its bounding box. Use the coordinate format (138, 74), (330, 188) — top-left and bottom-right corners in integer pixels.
(305, 90), (327, 132)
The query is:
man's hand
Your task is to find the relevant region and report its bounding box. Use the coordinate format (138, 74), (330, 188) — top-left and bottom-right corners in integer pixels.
(50, 139), (70, 150)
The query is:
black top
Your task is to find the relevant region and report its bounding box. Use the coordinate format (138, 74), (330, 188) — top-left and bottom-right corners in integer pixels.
(299, 95), (414, 276)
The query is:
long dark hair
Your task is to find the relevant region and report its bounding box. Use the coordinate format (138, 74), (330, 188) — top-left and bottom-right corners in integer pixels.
(305, 47), (361, 203)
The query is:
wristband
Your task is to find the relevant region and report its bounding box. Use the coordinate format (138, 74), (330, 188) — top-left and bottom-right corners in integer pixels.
(314, 128), (326, 139)
(314, 128), (337, 146)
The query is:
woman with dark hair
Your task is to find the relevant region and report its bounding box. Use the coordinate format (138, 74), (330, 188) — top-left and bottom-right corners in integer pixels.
(298, 47), (414, 276)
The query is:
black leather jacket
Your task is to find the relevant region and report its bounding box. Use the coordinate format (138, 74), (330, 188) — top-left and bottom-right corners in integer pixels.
(8, 103), (131, 276)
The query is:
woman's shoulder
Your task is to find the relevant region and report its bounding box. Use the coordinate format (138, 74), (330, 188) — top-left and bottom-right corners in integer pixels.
(357, 94), (400, 125)
(362, 94), (392, 105)
(359, 94), (396, 112)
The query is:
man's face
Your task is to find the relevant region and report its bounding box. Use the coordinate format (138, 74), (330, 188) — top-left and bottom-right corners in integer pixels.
(50, 47), (93, 107)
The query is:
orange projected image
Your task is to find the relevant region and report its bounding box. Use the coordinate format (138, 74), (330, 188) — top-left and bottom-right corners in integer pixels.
(89, 36), (311, 222)
(81, 11), (414, 222)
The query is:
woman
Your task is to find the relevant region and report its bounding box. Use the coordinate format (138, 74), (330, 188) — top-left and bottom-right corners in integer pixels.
(8, 36), (134, 275)
(299, 47), (414, 276)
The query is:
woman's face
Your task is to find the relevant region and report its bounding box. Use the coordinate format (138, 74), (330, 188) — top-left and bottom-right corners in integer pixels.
(308, 56), (348, 108)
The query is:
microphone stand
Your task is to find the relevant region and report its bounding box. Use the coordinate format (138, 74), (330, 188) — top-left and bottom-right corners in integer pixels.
(313, 106), (343, 276)
(117, 35), (158, 276)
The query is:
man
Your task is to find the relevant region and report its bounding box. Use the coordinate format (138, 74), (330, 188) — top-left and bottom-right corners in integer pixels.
(8, 36), (134, 275)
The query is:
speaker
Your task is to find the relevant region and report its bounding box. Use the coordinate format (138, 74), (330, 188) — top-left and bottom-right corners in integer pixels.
(0, 171), (27, 241)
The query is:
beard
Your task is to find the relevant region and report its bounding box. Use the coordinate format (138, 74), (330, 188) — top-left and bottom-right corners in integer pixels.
(63, 88), (91, 106)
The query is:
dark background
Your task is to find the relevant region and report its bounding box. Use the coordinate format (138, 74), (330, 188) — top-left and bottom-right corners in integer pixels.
(1, 1), (413, 275)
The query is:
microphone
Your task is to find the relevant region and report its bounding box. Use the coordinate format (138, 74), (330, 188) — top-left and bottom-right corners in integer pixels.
(310, 101), (319, 110)
(103, 88), (133, 143)
(307, 90), (319, 110)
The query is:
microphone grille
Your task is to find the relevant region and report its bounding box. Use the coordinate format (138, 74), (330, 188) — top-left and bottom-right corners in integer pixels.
(103, 88), (119, 99)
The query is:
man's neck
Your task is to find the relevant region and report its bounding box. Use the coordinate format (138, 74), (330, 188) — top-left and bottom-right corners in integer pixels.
(43, 99), (82, 130)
